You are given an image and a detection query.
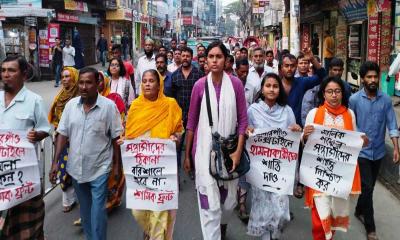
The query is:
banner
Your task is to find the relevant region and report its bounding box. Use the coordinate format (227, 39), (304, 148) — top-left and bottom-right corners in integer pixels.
(246, 128), (301, 195)
(300, 125), (363, 199)
(122, 138), (178, 211)
(38, 29), (49, 67)
(0, 130), (41, 210)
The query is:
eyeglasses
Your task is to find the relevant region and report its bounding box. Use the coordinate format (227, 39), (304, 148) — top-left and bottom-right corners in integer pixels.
(110, 64), (120, 68)
(325, 89), (342, 95)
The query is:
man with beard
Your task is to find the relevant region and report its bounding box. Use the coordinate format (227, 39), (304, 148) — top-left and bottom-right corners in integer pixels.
(158, 45), (167, 55)
(168, 48), (182, 73)
(50, 67), (122, 240)
(265, 50), (279, 74)
(155, 53), (172, 97)
(135, 38), (156, 94)
(350, 61), (399, 240)
(0, 55), (51, 239)
(280, 49), (325, 126)
(245, 47), (274, 104)
(171, 46), (204, 177)
(193, 44), (206, 62)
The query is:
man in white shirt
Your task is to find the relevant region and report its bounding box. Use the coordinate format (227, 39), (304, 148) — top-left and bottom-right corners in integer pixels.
(245, 47), (275, 104)
(135, 38), (156, 94)
(62, 39), (75, 67)
(167, 48), (182, 73)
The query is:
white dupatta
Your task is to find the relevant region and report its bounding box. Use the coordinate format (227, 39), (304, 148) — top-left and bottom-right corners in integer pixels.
(194, 72), (237, 211)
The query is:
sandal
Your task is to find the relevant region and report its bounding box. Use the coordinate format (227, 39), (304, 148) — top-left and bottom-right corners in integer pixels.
(367, 232), (379, 240)
(294, 185), (304, 199)
(236, 188), (249, 223)
(73, 218), (81, 226)
(63, 202), (76, 213)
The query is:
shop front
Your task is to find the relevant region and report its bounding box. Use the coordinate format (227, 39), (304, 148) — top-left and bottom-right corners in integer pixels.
(0, 7), (55, 77)
(105, 8), (133, 45)
(54, 12), (98, 66)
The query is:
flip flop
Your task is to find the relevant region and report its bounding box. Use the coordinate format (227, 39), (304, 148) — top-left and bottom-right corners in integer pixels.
(63, 202), (76, 213)
(294, 185), (304, 199)
(367, 232), (379, 240)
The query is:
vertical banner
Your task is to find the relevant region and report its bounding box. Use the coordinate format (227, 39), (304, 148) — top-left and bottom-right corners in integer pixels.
(122, 138), (178, 211)
(38, 29), (49, 67)
(301, 23), (311, 50)
(379, 9), (392, 71)
(300, 125), (363, 199)
(0, 130), (41, 210)
(367, 13), (380, 62)
(290, 0), (300, 55)
(246, 128), (301, 195)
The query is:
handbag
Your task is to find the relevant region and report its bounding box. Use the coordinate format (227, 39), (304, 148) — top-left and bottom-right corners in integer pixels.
(205, 79), (250, 181)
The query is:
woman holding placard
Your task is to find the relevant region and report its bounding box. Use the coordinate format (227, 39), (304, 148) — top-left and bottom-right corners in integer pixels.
(125, 69), (183, 240)
(303, 76), (367, 240)
(246, 73), (301, 240)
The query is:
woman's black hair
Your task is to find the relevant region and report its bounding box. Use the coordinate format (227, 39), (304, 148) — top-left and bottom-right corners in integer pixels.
(317, 76), (348, 107)
(107, 57), (126, 77)
(205, 41), (228, 59)
(256, 72), (287, 106)
(142, 69), (160, 84)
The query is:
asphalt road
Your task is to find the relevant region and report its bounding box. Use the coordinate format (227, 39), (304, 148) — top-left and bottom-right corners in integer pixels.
(25, 75), (400, 240)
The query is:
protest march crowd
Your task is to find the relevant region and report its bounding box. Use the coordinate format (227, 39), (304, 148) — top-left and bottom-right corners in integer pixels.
(0, 36), (399, 240)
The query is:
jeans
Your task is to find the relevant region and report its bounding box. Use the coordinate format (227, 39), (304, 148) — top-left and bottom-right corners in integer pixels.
(122, 47), (129, 61)
(72, 173), (109, 240)
(99, 51), (107, 67)
(355, 157), (382, 233)
(55, 64), (62, 86)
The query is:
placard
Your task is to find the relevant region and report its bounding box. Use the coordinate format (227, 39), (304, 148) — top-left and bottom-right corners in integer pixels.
(246, 128), (301, 195)
(122, 138), (178, 211)
(0, 130), (41, 210)
(300, 125), (363, 199)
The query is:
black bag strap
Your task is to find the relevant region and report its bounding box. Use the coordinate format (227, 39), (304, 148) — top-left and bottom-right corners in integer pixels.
(205, 79), (213, 127)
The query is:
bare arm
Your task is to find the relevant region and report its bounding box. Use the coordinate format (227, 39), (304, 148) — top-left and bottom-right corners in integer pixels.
(183, 130), (194, 174)
(391, 137), (399, 164)
(49, 133), (68, 184)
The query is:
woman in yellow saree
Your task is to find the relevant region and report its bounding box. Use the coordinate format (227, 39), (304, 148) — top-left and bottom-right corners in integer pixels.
(125, 69), (183, 240)
(48, 66), (79, 212)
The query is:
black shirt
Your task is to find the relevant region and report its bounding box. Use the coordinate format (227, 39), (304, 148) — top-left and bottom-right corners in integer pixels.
(52, 46), (63, 65)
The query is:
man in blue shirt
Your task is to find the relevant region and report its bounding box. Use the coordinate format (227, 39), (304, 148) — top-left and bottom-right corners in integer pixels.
(281, 49), (326, 126)
(155, 53), (172, 97)
(349, 61), (399, 240)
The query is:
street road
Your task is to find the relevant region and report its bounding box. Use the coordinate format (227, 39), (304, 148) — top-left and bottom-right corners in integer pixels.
(25, 75), (400, 240)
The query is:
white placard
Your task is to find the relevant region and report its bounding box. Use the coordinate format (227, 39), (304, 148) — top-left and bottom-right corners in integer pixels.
(0, 130), (41, 210)
(300, 125), (363, 199)
(122, 138), (178, 211)
(246, 128), (301, 195)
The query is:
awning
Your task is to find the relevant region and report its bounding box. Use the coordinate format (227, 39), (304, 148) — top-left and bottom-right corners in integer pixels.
(0, 8), (55, 18)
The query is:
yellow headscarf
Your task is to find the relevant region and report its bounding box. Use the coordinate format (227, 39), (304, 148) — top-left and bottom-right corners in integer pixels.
(125, 70), (183, 139)
(48, 67), (79, 128)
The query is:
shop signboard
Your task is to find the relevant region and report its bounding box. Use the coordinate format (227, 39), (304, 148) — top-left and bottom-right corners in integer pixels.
(0, 0), (41, 8)
(64, 0), (88, 12)
(47, 23), (59, 60)
(182, 16), (192, 25)
(57, 12), (79, 23)
(379, 10), (392, 71)
(106, 8), (133, 21)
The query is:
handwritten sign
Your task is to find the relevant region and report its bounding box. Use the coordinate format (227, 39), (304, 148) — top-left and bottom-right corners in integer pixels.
(122, 138), (178, 211)
(300, 125), (363, 199)
(246, 128), (301, 195)
(0, 130), (41, 210)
